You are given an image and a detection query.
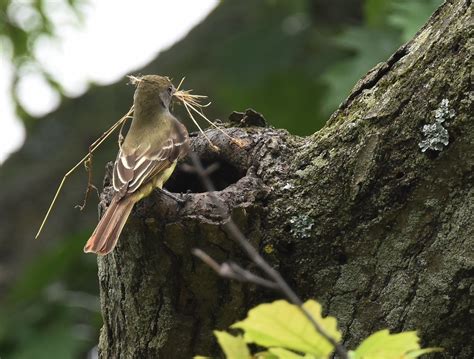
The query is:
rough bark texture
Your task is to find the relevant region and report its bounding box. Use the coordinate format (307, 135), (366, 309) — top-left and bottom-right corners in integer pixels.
(98, 1), (473, 358)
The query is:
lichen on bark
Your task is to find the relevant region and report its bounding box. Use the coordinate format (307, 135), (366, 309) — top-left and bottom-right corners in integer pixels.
(97, 1), (473, 358)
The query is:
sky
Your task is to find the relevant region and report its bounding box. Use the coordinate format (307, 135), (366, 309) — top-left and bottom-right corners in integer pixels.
(0, 0), (219, 163)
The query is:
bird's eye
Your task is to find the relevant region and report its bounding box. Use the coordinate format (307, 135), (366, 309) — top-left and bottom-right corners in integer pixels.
(167, 86), (173, 95)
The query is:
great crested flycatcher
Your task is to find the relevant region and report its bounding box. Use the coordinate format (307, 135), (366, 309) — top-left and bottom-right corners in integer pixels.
(84, 75), (189, 255)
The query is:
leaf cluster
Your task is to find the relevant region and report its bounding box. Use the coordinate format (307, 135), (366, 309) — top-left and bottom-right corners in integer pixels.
(199, 300), (441, 359)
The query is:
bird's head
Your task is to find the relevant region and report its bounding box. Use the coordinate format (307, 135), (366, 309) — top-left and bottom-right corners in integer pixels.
(129, 74), (176, 112)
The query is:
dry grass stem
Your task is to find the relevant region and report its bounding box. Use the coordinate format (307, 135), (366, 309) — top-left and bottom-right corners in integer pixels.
(174, 82), (247, 149)
(184, 100), (248, 148)
(175, 76), (186, 91)
(127, 75), (142, 85)
(182, 102), (220, 152)
(35, 105), (134, 239)
(37, 77), (239, 239)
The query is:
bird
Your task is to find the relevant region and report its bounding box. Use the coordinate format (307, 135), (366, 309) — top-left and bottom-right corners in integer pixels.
(84, 75), (189, 255)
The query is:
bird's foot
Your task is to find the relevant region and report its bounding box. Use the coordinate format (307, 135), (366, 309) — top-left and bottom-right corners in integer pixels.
(156, 188), (190, 207)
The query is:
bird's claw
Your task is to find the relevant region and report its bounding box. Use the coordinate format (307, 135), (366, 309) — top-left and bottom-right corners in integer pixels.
(177, 192), (192, 207)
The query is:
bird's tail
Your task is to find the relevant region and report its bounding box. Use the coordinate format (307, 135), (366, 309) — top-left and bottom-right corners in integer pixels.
(84, 196), (135, 255)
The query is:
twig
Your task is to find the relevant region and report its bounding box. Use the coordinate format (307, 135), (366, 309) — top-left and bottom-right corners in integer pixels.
(192, 249), (278, 289)
(189, 151), (348, 359)
(35, 105), (134, 239)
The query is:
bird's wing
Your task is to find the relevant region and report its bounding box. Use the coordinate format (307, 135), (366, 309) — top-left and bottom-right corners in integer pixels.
(112, 120), (189, 197)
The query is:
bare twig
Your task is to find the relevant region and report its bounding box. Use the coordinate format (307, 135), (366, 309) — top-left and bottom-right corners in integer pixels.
(192, 249), (278, 289)
(189, 151), (348, 359)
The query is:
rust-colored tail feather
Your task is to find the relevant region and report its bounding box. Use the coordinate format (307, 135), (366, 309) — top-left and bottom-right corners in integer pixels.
(84, 196), (135, 255)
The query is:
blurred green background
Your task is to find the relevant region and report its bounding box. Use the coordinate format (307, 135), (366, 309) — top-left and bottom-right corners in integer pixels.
(0, 0), (441, 357)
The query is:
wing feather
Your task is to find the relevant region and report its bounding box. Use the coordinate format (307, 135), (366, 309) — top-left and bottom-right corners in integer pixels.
(112, 118), (189, 198)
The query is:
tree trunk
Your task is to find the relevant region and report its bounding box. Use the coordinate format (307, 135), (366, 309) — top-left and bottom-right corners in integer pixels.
(97, 1), (473, 358)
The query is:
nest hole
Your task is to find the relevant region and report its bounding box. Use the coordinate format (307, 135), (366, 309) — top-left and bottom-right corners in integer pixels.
(164, 157), (246, 194)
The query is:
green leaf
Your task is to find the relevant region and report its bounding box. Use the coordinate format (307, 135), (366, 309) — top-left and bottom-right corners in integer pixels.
(214, 330), (251, 359)
(405, 348), (444, 358)
(254, 352), (279, 359)
(352, 329), (442, 358)
(268, 347), (307, 358)
(232, 300), (341, 358)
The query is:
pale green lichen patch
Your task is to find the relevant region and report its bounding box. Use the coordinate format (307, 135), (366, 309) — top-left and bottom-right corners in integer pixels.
(418, 98), (454, 152)
(289, 214), (315, 239)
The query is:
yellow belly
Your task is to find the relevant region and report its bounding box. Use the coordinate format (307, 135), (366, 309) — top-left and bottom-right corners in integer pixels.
(153, 161), (177, 189)
(133, 161), (177, 201)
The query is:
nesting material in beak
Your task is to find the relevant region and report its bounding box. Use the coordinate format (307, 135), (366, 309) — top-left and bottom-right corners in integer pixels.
(173, 77), (247, 151)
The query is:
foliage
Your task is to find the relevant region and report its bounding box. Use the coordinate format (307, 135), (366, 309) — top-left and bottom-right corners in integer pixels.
(351, 330), (443, 359)
(1, 0), (441, 134)
(321, 0), (442, 114)
(232, 300), (340, 357)
(167, 0), (442, 135)
(387, 0), (443, 42)
(0, 232), (101, 358)
(0, 0), (85, 125)
(199, 300), (441, 359)
(214, 331), (251, 359)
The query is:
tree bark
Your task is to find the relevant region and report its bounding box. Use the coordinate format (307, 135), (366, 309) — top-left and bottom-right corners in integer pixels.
(97, 1), (473, 358)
